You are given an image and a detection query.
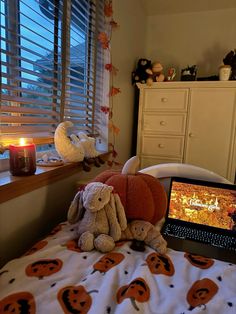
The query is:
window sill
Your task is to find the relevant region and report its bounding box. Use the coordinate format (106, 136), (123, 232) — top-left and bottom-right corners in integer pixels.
(0, 152), (110, 204)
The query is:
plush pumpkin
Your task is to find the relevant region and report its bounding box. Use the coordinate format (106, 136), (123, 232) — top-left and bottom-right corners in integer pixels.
(93, 156), (167, 224)
(0, 292), (36, 314)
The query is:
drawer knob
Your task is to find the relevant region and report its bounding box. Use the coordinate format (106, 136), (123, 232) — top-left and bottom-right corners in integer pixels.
(189, 133), (195, 138)
(158, 144), (165, 148)
(161, 97), (168, 102)
(160, 120), (166, 126)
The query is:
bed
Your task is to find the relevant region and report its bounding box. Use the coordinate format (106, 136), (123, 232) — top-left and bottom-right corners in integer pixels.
(0, 163), (235, 314)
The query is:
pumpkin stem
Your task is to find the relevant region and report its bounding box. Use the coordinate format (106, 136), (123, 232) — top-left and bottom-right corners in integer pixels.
(130, 297), (140, 311)
(121, 156), (140, 175)
(88, 289), (99, 294)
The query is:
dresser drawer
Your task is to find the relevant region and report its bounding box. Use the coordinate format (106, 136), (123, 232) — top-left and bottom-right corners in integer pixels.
(144, 88), (188, 111)
(143, 113), (186, 135)
(141, 135), (184, 157)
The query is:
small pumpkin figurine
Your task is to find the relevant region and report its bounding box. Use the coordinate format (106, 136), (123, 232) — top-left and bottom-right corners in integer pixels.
(93, 156), (167, 224)
(0, 291), (36, 314)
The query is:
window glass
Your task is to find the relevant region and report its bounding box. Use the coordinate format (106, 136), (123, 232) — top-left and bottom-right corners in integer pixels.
(0, 0), (107, 162)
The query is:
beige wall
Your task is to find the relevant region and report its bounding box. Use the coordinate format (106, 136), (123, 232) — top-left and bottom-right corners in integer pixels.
(111, 0), (147, 163)
(146, 8), (236, 80)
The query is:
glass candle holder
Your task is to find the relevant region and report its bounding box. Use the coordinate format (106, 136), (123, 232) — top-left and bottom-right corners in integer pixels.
(9, 138), (36, 176)
(219, 65), (231, 81)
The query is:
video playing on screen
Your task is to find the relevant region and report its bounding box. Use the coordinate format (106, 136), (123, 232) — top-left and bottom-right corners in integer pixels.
(169, 181), (236, 231)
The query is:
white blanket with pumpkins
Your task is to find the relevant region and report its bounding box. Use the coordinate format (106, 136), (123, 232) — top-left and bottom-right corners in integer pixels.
(0, 222), (235, 314)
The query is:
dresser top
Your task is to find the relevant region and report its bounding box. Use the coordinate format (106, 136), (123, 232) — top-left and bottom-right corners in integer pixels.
(137, 81), (236, 90)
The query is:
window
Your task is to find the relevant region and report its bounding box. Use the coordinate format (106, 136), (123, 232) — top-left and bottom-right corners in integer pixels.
(0, 0), (108, 152)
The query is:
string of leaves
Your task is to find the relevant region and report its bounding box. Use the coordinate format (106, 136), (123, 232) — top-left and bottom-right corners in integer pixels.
(98, 0), (121, 166)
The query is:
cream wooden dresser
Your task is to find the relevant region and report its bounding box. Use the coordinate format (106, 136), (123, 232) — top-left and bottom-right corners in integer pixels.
(136, 81), (236, 182)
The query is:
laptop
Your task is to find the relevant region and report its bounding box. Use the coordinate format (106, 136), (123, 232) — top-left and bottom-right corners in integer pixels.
(161, 177), (236, 264)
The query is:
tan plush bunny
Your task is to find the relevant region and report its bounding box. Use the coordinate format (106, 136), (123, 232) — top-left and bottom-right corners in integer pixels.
(68, 182), (127, 252)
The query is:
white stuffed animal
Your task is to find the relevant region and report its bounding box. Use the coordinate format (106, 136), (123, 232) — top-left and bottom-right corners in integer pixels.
(77, 132), (105, 168)
(68, 182), (127, 252)
(69, 132), (105, 170)
(54, 121), (84, 162)
(77, 132), (99, 158)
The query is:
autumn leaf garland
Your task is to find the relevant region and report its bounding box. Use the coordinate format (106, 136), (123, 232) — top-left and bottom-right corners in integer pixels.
(98, 0), (121, 166)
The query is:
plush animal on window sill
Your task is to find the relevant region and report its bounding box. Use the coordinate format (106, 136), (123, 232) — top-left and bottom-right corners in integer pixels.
(54, 121), (105, 171)
(74, 132), (105, 169)
(54, 121), (85, 163)
(67, 182), (127, 252)
(146, 61), (165, 85)
(120, 220), (167, 254)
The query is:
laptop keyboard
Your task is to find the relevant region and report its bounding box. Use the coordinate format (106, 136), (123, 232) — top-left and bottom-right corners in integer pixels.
(163, 224), (236, 251)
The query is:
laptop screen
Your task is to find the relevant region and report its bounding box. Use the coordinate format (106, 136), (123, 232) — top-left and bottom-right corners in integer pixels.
(168, 178), (236, 231)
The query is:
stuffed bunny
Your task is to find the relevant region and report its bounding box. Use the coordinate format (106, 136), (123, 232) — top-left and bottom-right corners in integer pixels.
(68, 182), (127, 252)
(120, 220), (167, 254)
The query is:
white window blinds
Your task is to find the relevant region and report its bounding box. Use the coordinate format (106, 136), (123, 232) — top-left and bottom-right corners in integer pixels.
(0, 0), (106, 147)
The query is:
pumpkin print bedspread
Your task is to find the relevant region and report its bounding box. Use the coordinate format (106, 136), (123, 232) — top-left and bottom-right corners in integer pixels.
(0, 222), (235, 314)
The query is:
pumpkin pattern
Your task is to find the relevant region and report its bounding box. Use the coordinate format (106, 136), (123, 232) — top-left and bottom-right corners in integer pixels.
(23, 240), (48, 256)
(184, 253), (214, 269)
(115, 240), (127, 247)
(25, 258), (63, 279)
(0, 292), (36, 314)
(0, 222), (235, 314)
(92, 252), (125, 274)
(93, 170), (167, 224)
(146, 252), (175, 276)
(58, 285), (98, 314)
(48, 224), (63, 236)
(117, 277), (150, 311)
(65, 239), (82, 253)
(187, 278), (219, 311)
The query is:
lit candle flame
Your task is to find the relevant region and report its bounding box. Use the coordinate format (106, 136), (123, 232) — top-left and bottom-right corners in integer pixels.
(19, 138), (26, 146)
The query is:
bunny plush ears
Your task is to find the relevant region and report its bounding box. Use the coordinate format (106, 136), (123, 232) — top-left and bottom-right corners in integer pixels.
(67, 182), (114, 224)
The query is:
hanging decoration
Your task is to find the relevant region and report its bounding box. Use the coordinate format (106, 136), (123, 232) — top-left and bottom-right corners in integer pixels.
(98, 0), (121, 167)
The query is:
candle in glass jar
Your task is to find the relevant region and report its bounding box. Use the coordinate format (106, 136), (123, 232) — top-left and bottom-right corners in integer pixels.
(9, 138), (36, 176)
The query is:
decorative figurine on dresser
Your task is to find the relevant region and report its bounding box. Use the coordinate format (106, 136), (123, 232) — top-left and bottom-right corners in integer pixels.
(146, 61), (165, 85)
(223, 49), (236, 80)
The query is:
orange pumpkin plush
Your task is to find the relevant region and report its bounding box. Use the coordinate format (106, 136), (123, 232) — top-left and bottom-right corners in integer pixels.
(93, 156), (167, 225)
